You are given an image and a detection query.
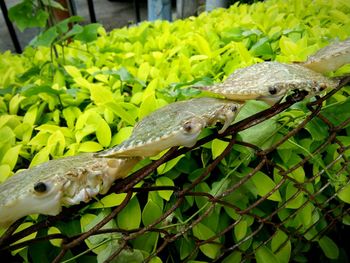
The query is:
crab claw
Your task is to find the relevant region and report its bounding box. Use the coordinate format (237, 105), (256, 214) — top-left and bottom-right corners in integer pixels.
(216, 103), (242, 134)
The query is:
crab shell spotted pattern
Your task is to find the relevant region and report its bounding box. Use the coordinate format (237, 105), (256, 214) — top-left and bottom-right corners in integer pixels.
(0, 154), (140, 227)
(196, 62), (339, 105)
(302, 38), (350, 73)
(96, 97), (242, 158)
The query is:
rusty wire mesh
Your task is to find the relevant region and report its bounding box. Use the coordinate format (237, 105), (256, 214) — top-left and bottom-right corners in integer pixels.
(1, 77), (350, 262)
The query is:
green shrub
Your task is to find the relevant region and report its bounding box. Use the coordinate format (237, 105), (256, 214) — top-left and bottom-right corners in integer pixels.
(0, 0), (349, 262)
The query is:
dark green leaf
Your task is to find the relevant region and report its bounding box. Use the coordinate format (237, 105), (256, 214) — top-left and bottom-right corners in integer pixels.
(30, 27), (58, 47)
(55, 16), (83, 35)
(74, 23), (101, 43)
(255, 245), (280, 263)
(64, 24), (84, 40)
(20, 84), (64, 96)
(250, 37), (274, 59)
(222, 251), (242, 263)
(17, 66), (41, 82)
(8, 0), (49, 31)
(318, 236), (339, 259)
(304, 118), (328, 141)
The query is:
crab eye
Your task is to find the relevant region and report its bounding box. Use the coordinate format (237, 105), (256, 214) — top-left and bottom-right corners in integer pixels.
(268, 86), (278, 95)
(183, 121), (193, 133)
(230, 105), (237, 112)
(34, 182), (47, 193)
(319, 83), (326, 91)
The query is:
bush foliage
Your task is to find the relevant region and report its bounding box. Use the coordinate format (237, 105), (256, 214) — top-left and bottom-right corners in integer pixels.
(0, 0), (350, 262)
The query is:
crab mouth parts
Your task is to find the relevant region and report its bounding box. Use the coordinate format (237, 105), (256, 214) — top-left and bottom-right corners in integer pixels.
(62, 187), (101, 205)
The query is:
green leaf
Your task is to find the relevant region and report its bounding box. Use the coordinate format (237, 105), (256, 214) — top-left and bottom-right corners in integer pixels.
(234, 220), (247, 241)
(157, 155), (184, 175)
(14, 123), (32, 143)
(97, 248), (144, 263)
(111, 127), (133, 146)
(192, 223), (220, 259)
(30, 27), (58, 47)
(0, 164), (12, 183)
(318, 236), (339, 259)
(211, 139), (229, 159)
(30, 147), (50, 167)
(337, 183), (350, 204)
(221, 27), (245, 42)
(142, 199), (162, 226)
(74, 23), (102, 43)
(179, 238), (196, 260)
(89, 84), (114, 105)
(255, 245), (280, 263)
(106, 102), (136, 125)
(117, 197), (141, 230)
(64, 65), (82, 78)
(78, 141), (103, 152)
(251, 171), (282, 202)
(289, 166), (305, 183)
(297, 203), (313, 227)
(155, 177), (175, 201)
(55, 16), (84, 35)
(12, 222), (37, 255)
(304, 118), (329, 141)
(237, 101), (278, 149)
(21, 84), (64, 97)
(250, 37), (274, 59)
(9, 1), (49, 31)
(149, 256), (162, 263)
(222, 251), (242, 263)
(285, 182), (305, 209)
(64, 24), (84, 40)
(47, 227), (61, 247)
(1, 145), (21, 170)
(91, 193), (128, 209)
(96, 119), (111, 147)
(271, 230), (291, 263)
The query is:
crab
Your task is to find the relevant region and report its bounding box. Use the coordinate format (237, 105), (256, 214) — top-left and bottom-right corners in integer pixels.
(302, 38), (350, 73)
(95, 97), (242, 158)
(0, 154), (140, 227)
(195, 62), (339, 105)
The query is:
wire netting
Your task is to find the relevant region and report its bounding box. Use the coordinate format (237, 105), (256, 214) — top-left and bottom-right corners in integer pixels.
(1, 77), (350, 262)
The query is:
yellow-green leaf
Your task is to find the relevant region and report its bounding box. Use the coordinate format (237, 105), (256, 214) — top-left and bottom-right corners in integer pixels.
(89, 84), (114, 105)
(337, 183), (350, 204)
(78, 141), (103, 152)
(251, 171), (282, 202)
(48, 227), (61, 247)
(255, 245), (279, 263)
(0, 164), (12, 183)
(90, 193), (128, 209)
(110, 126), (133, 146)
(192, 223), (220, 259)
(211, 139), (229, 159)
(1, 145), (21, 170)
(12, 222), (36, 255)
(96, 118), (111, 147)
(64, 65), (82, 78)
(156, 177), (175, 201)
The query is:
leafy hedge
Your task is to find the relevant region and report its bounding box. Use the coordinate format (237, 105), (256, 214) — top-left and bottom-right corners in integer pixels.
(0, 0), (350, 262)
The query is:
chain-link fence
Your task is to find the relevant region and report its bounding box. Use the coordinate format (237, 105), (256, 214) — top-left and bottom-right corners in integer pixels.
(1, 77), (350, 262)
